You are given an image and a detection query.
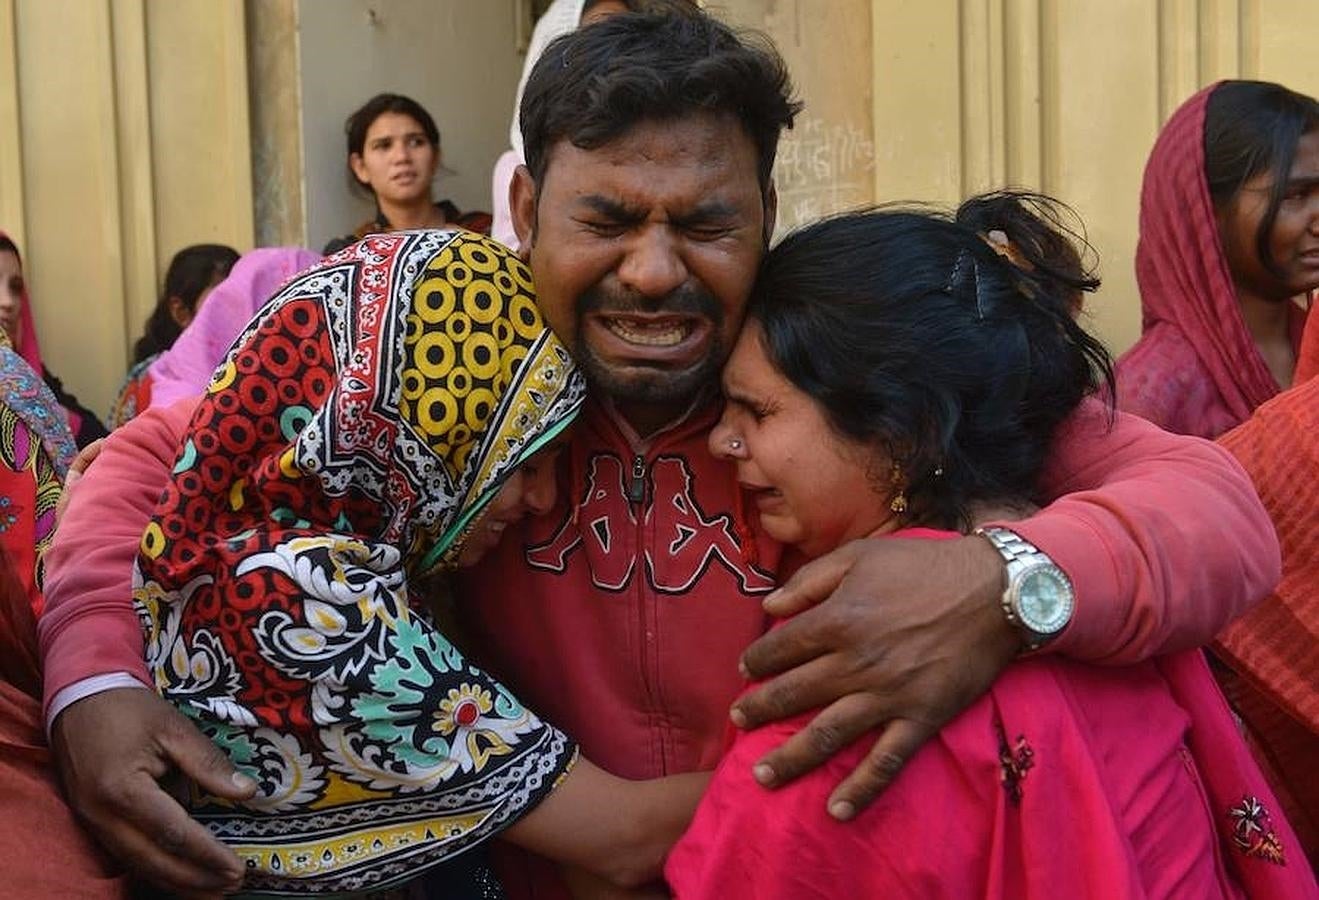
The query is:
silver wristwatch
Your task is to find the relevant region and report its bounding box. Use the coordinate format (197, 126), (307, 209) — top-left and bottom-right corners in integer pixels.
(975, 526), (1075, 651)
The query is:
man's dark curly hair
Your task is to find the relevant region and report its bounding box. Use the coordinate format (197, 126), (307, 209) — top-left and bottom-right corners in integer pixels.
(519, 8), (800, 198)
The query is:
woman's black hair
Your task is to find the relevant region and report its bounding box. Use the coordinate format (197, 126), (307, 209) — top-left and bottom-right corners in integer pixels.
(132, 244), (239, 364)
(749, 191), (1113, 531)
(1205, 80), (1319, 272)
(343, 93), (441, 195)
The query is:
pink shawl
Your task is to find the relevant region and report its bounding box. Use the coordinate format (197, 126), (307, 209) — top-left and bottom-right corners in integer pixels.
(147, 247), (319, 407)
(1115, 83), (1298, 438)
(668, 529), (1315, 898)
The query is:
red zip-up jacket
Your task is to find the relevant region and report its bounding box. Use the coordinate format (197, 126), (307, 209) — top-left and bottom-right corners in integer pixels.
(457, 397), (782, 782)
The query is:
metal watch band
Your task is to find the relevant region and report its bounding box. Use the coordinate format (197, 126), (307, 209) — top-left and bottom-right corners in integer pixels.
(976, 526), (1041, 567)
(975, 525), (1050, 649)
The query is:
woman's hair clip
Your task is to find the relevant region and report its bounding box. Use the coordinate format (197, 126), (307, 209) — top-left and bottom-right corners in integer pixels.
(981, 229), (1039, 300)
(981, 229), (1034, 272)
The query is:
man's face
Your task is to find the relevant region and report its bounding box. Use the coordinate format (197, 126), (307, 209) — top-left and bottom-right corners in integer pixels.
(513, 113), (773, 430)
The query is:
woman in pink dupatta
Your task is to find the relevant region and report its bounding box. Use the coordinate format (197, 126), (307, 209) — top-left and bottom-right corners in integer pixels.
(666, 194), (1314, 899)
(1115, 81), (1316, 438)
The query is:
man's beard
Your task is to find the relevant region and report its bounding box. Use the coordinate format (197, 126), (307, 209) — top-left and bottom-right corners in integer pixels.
(574, 281), (726, 408)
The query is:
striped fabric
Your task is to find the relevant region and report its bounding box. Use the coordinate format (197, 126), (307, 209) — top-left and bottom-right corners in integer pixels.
(1216, 314), (1319, 864)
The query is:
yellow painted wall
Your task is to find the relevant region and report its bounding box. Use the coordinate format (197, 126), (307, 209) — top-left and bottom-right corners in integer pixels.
(714, 0), (876, 233)
(869, 0), (1319, 355)
(0, 0), (252, 416)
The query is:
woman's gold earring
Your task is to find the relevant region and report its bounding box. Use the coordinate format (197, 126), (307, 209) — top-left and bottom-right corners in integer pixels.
(889, 464), (907, 515)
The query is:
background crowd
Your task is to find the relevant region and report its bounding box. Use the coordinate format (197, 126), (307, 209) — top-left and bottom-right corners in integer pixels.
(0, 1), (1315, 898)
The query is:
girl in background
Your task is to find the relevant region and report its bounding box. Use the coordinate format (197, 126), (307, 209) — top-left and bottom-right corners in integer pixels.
(323, 93), (490, 254)
(109, 243), (239, 428)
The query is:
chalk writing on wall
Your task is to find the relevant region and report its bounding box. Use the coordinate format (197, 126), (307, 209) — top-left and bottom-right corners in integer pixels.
(773, 115), (875, 234)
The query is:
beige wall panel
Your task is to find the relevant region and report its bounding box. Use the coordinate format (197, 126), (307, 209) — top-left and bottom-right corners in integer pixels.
(9, 0), (252, 415)
(871, 2), (963, 205)
(714, 0), (875, 233)
(864, 0), (1319, 357)
(1047, 1), (1162, 353)
(297, 0), (525, 252)
(248, 0), (307, 248)
(112, 0), (159, 350)
(1253, 1), (1319, 97)
(0, 0), (25, 249)
(146, 0), (254, 269)
(1198, 0), (1243, 81)
(13, 0), (128, 414)
(959, 0), (1007, 193)
(1158, 0), (1200, 120)
(1003, 0), (1043, 186)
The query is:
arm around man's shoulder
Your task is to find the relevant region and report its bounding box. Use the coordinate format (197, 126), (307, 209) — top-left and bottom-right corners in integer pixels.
(39, 398), (200, 718)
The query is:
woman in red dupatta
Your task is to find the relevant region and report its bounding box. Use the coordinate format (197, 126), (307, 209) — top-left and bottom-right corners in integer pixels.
(0, 231), (109, 448)
(1214, 311), (1319, 866)
(1116, 81), (1316, 438)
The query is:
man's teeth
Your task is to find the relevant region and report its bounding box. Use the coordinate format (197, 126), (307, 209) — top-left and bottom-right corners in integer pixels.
(604, 318), (691, 347)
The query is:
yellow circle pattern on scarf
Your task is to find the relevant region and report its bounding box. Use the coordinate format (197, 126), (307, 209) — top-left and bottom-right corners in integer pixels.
(400, 243), (540, 479)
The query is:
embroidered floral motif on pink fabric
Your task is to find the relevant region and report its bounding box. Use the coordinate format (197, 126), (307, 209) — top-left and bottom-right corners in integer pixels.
(995, 722), (1034, 805)
(1229, 795), (1286, 865)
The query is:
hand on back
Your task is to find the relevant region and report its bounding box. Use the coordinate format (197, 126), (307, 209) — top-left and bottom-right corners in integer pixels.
(51, 687), (256, 897)
(731, 535), (1018, 819)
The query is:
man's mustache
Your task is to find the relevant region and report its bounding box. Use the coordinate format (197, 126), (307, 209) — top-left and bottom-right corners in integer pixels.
(577, 282), (723, 323)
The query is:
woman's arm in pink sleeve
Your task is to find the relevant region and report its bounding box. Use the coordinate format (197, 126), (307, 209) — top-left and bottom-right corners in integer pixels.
(1002, 398), (1280, 665)
(39, 398), (199, 714)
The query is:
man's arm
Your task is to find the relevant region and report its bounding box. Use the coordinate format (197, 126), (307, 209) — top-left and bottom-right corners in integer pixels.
(40, 402), (196, 710)
(1014, 398), (1280, 663)
(731, 400), (1280, 816)
(40, 399), (256, 897)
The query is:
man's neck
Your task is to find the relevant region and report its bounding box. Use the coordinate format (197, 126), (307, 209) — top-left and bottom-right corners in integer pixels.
(607, 389), (718, 447)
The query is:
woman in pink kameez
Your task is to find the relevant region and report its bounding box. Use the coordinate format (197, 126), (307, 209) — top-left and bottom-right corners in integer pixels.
(666, 193), (1315, 899)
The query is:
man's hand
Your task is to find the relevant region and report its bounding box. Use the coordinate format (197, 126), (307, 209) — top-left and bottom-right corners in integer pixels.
(730, 535), (1020, 820)
(51, 687), (256, 897)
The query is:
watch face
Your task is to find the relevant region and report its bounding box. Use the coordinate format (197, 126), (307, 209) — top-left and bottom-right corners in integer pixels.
(1015, 566), (1074, 634)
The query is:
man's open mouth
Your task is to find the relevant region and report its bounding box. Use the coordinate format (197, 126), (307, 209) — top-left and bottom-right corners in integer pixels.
(601, 316), (695, 347)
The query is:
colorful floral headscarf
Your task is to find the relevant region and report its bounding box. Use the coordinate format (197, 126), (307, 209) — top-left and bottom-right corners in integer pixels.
(133, 229), (584, 894)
